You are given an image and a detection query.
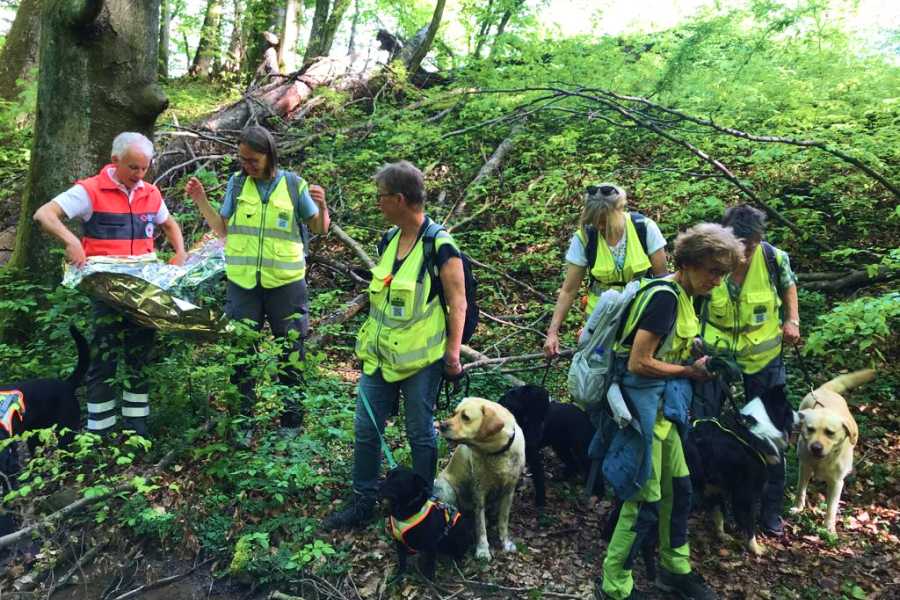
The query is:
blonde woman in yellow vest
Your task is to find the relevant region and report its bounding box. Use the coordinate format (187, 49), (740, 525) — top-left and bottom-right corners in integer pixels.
(186, 126), (329, 428)
(695, 204), (800, 537)
(596, 224), (743, 600)
(322, 161), (466, 531)
(544, 184), (668, 359)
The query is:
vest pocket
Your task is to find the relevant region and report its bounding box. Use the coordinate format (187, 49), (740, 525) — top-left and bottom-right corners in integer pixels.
(746, 291), (772, 325)
(386, 279), (415, 322)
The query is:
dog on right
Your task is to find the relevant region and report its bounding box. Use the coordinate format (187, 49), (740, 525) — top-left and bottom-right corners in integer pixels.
(791, 369), (875, 533)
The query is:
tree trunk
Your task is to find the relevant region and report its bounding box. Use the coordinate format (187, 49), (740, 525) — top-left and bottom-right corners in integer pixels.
(222, 0), (246, 73)
(190, 0), (226, 77)
(347, 0), (360, 55)
(304, 0), (351, 64)
(405, 0), (446, 78)
(0, 0), (41, 102)
(159, 0), (170, 79)
(7, 0), (168, 278)
(241, 0), (279, 75)
(471, 0), (494, 59)
(488, 1), (523, 59)
(278, 0), (300, 73)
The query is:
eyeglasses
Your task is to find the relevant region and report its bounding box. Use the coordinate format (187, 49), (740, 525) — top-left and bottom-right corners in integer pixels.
(376, 191), (396, 200)
(239, 155), (262, 166)
(586, 185), (617, 195)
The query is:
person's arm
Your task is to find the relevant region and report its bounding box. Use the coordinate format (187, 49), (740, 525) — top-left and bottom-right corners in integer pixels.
(185, 177), (227, 237)
(649, 248), (668, 277)
(543, 263), (586, 358)
(628, 328), (711, 380)
(159, 216), (187, 265)
(781, 283), (800, 345)
(439, 256), (466, 377)
(33, 201), (86, 267)
(307, 184), (330, 234)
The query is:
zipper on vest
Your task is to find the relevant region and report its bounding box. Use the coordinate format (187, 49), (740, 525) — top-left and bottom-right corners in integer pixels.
(256, 200), (268, 276)
(128, 190), (135, 255)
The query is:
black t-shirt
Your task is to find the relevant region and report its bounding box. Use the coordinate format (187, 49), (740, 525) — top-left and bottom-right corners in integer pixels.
(621, 291), (678, 349)
(376, 218), (462, 301)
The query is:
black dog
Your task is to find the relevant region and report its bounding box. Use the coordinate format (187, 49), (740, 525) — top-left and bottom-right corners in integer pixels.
(499, 384), (600, 509)
(1, 325), (88, 536)
(377, 466), (472, 580)
(684, 395), (786, 556)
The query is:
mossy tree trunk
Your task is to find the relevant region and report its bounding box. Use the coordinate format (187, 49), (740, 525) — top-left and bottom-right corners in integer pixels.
(7, 0), (168, 279)
(159, 0), (170, 79)
(303, 0), (351, 65)
(190, 0), (225, 77)
(0, 0), (42, 102)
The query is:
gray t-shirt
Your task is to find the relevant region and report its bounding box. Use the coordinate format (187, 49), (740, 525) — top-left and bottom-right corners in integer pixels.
(565, 216), (666, 269)
(219, 170), (318, 223)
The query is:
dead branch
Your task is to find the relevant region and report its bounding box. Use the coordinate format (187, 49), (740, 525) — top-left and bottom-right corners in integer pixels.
(466, 254), (553, 303)
(152, 154), (228, 187)
(456, 573), (580, 600)
(799, 266), (898, 291)
(462, 349), (573, 373)
(479, 310), (548, 338)
(308, 255), (370, 285)
(444, 123), (524, 228)
(329, 223), (375, 269)
(307, 292), (368, 348)
(108, 558), (214, 600)
(460, 345), (525, 387)
(46, 537), (110, 597)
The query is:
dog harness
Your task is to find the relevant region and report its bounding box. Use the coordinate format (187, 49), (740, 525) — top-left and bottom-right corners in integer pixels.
(0, 390), (26, 435)
(387, 498), (461, 554)
(692, 417), (767, 466)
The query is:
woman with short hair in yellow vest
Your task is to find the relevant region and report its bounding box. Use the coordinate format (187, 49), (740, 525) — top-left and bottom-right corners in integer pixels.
(695, 204), (800, 536)
(544, 184), (668, 359)
(322, 161), (467, 531)
(596, 223), (743, 600)
(186, 125), (329, 428)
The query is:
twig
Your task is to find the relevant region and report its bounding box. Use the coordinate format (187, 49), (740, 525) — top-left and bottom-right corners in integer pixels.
(479, 310), (548, 338)
(462, 349), (573, 373)
(152, 154), (229, 186)
(109, 558), (214, 600)
(46, 537), (110, 597)
(306, 293), (368, 348)
(330, 223), (376, 268)
(799, 266), (898, 291)
(466, 254), (553, 303)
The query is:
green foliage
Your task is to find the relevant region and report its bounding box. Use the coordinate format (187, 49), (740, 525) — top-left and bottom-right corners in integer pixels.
(805, 292), (900, 367)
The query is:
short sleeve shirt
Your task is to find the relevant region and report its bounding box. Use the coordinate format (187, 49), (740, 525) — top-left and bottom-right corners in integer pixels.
(377, 218), (462, 302)
(725, 246), (798, 299)
(219, 170), (318, 223)
(51, 167), (170, 224)
(621, 291), (678, 349)
(565, 216), (666, 268)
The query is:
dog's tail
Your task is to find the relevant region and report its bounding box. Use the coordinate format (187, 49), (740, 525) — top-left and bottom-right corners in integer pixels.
(819, 369), (876, 396)
(66, 325), (91, 388)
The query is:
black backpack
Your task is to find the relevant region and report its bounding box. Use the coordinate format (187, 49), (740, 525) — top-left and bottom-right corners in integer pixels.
(384, 219), (479, 344)
(584, 211), (650, 284)
(232, 171), (311, 259)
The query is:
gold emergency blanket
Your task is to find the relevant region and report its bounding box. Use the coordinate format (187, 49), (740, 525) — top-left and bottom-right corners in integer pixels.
(62, 236), (226, 335)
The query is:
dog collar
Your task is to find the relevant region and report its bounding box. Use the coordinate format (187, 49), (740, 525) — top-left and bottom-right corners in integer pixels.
(488, 429), (516, 456)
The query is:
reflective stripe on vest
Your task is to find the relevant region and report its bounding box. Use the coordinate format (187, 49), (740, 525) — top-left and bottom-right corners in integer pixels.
(615, 277), (698, 364)
(578, 216), (653, 316)
(355, 222), (448, 383)
(224, 173), (307, 289)
(702, 244), (782, 374)
(78, 165), (161, 257)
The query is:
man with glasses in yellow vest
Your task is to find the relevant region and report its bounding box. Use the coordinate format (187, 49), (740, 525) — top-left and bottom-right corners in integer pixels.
(694, 204), (801, 536)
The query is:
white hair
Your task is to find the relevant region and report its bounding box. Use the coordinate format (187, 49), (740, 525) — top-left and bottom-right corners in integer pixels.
(111, 132), (154, 160)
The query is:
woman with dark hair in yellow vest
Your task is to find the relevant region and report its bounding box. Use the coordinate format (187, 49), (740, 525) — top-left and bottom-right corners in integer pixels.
(544, 184), (668, 359)
(186, 125), (329, 428)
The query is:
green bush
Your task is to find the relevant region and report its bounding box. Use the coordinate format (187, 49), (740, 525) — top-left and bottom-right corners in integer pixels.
(805, 292), (900, 368)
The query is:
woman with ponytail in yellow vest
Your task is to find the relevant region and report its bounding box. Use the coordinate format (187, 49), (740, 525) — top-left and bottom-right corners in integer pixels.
(695, 204), (800, 536)
(544, 184), (668, 359)
(185, 126), (329, 428)
(322, 161), (466, 532)
(595, 224), (742, 600)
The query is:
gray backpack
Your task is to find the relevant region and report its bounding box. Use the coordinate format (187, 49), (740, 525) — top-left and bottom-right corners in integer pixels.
(567, 279), (677, 411)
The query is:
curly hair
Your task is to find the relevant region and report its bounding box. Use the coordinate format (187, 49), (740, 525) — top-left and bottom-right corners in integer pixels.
(673, 223), (743, 272)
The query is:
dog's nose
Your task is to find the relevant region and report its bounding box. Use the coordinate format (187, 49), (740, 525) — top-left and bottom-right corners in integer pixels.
(811, 442), (824, 457)
(438, 421), (448, 432)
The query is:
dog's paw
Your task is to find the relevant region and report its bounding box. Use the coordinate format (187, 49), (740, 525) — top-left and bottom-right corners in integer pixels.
(715, 529), (734, 543)
(747, 536), (765, 556)
(474, 544), (492, 561)
(501, 538), (517, 553)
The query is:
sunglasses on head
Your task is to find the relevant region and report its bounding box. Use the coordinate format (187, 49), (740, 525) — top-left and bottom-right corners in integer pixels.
(586, 185), (617, 196)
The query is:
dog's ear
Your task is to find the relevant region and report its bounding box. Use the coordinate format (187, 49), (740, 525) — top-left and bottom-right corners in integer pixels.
(842, 418), (859, 447)
(478, 405), (505, 439)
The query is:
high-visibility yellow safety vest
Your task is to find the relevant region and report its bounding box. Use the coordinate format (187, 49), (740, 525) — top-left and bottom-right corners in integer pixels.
(576, 216), (652, 315)
(225, 174), (307, 289)
(355, 223), (453, 382)
(702, 244), (783, 374)
(614, 277), (698, 364)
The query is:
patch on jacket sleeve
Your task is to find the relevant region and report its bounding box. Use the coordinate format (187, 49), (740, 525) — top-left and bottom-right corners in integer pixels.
(0, 390), (26, 435)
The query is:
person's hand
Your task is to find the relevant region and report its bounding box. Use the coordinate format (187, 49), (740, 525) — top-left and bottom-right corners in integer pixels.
(185, 177), (207, 203)
(65, 240), (87, 268)
(168, 251), (187, 266)
(685, 356), (714, 381)
(444, 354), (462, 379)
(783, 320), (801, 346)
(309, 184), (326, 208)
(543, 331), (560, 359)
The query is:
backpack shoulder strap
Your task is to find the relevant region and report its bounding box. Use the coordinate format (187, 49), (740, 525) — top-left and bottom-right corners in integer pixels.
(761, 241), (779, 292)
(283, 171), (311, 255)
(629, 212), (649, 255)
(583, 226), (599, 272)
(421, 219), (447, 281)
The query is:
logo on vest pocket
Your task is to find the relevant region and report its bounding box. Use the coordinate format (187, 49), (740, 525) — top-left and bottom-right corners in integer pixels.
(277, 211), (290, 229)
(390, 297), (406, 319)
(145, 223), (154, 237)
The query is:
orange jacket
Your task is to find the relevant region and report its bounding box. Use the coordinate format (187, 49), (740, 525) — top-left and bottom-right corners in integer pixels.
(78, 164), (162, 257)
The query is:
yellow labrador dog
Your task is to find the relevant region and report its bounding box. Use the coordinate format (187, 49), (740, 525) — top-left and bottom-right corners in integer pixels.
(791, 369), (875, 533)
(434, 397), (525, 561)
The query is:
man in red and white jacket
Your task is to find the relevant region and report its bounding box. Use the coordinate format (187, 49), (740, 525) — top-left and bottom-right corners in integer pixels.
(35, 132), (187, 438)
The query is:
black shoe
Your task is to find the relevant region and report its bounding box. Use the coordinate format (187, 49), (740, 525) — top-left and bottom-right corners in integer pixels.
(121, 417), (149, 439)
(280, 408), (304, 429)
(760, 513), (784, 537)
(593, 577), (645, 600)
(321, 495), (375, 531)
(656, 570), (717, 600)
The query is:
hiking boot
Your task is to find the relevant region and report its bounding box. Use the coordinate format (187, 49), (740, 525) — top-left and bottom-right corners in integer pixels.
(321, 495), (376, 531)
(656, 570), (718, 600)
(593, 577), (645, 600)
(121, 417), (149, 439)
(760, 513), (784, 537)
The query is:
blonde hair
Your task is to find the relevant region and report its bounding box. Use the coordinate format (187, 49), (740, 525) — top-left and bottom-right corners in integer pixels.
(579, 183), (627, 242)
(673, 223), (743, 272)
